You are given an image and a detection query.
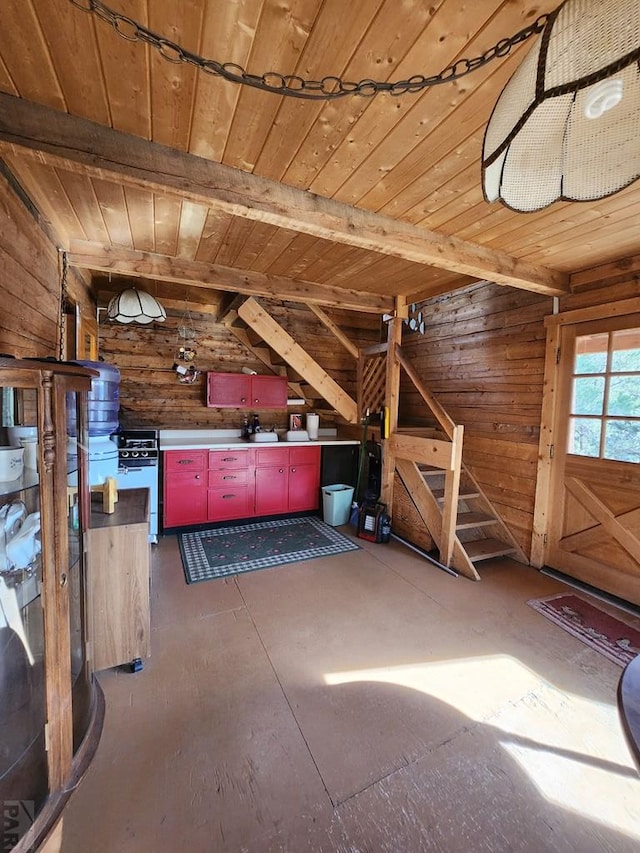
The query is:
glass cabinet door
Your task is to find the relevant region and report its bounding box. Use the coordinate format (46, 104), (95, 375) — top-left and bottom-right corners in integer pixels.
(0, 361), (95, 849)
(0, 384), (48, 814)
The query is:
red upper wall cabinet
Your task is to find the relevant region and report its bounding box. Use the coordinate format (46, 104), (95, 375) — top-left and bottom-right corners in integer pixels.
(207, 372), (287, 409)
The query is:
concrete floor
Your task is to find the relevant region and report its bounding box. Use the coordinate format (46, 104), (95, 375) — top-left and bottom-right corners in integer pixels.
(48, 530), (640, 852)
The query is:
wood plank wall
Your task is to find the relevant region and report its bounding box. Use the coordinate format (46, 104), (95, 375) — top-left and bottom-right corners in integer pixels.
(0, 164), (93, 359)
(398, 282), (552, 557)
(98, 299), (379, 430)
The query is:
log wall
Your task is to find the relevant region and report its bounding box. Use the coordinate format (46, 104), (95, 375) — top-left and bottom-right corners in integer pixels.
(0, 163), (93, 359)
(398, 282), (553, 557)
(98, 299), (379, 430)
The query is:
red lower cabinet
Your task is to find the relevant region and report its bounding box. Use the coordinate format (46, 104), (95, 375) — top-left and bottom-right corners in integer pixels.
(164, 470), (207, 527)
(164, 444), (321, 527)
(255, 465), (289, 516)
(288, 446), (320, 511)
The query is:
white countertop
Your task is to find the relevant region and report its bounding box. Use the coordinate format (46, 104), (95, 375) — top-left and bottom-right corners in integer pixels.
(159, 429), (359, 451)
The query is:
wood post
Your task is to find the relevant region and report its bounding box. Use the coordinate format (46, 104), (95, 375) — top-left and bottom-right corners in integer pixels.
(380, 307), (402, 509)
(440, 424), (464, 566)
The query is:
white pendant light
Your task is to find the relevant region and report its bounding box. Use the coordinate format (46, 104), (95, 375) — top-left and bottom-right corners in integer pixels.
(106, 288), (167, 324)
(482, 0), (640, 212)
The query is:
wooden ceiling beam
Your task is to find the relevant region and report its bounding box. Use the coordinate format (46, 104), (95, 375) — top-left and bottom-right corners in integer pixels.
(67, 240), (391, 314)
(0, 94), (569, 297)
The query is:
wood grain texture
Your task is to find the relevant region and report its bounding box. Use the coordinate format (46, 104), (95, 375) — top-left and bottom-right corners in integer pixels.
(87, 489), (151, 671)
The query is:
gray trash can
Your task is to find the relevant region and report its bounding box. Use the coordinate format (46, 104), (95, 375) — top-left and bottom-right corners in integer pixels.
(322, 484), (355, 526)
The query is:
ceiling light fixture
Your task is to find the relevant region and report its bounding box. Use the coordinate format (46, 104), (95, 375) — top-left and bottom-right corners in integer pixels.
(106, 288), (167, 324)
(482, 0), (640, 212)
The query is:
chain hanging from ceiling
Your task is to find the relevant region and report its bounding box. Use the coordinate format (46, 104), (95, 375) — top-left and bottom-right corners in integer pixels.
(69, 0), (549, 101)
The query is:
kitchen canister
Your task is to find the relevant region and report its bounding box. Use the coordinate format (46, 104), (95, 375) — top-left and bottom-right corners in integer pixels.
(19, 439), (38, 470)
(306, 413), (319, 440)
(0, 446), (24, 481)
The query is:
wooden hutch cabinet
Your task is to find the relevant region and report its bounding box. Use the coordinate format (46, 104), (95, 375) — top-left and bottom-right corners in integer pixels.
(0, 358), (104, 852)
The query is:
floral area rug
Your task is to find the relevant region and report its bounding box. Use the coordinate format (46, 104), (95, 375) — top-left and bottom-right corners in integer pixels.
(179, 516), (359, 584)
(527, 593), (640, 667)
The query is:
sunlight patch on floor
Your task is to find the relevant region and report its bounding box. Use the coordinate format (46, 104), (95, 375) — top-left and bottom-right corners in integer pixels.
(324, 656), (640, 840)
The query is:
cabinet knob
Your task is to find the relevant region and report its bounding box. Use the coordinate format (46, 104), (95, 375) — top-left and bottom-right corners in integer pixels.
(223, 475), (236, 480)
(195, 475), (200, 480)
(222, 457), (237, 462)
(223, 494), (236, 499)
(279, 468), (284, 473)
(291, 467), (296, 473)
(240, 397), (247, 403)
(254, 399), (259, 404)
(178, 459), (193, 465)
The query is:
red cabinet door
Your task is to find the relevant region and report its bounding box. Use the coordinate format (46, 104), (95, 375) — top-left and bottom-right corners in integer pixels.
(207, 372), (251, 407)
(288, 446), (320, 512)
(250, 375), (287, 408)
(164, 471), (207, 528)
(255, 465), (288, 516)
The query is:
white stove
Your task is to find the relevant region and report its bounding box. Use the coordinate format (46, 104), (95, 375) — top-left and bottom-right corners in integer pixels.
(117, 429), (159, 542)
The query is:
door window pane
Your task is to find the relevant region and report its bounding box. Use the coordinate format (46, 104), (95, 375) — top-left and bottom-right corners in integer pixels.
(572, 376), (605, 415)
(611, 329), (640, 372)
(608, 375), (640, 417)
(603, 420), (640, 462)
(568, 417), (601, 456)
(574, 332), (608, 374)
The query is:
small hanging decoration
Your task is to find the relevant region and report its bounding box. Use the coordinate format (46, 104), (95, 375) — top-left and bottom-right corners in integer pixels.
(172, 302), (201, 383)
(403, 304), (425, 335)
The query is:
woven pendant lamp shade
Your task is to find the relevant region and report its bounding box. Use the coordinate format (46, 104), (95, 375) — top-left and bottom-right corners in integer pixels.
(483, 0), (640, 212)
(106, 288), (167, 324)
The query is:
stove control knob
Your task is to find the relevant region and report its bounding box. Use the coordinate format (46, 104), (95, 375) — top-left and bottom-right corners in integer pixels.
(141, 450), (148, 457)
(121, 450), (129, 458)
(132, 451), (139, 457)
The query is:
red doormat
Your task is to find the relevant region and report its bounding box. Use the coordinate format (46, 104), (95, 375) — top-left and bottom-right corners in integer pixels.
(527, 593), (640, 667)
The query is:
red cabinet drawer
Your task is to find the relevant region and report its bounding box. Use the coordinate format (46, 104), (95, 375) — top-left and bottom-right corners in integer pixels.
(165, 450), (206, 472)
(208, 468), (250, 488)
(255, 446), (289, 467)
(289, 445), (320, 466)
(208, 487), (253, 521)
(209, 449), (252, 469)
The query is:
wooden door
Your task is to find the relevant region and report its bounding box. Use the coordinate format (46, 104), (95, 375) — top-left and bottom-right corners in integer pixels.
(546, 316), (640, 604)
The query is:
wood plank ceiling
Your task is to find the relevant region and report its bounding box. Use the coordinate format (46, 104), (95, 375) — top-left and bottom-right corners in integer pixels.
(0, 0), (638, 313)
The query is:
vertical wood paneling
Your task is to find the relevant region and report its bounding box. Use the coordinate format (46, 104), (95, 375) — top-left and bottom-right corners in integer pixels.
(222, 0), (321, 172)
(34, 0), (111, 124)
(148, 0), (203, 150)
(399, 282), (552, 558)
(253, 0), (386, 181)
(189, 0), (264, 162)
(92, 178), (134, 248)
(0, 0), (66, 110)
(94, 0), (151, 138)
(0, 168), (90, 357)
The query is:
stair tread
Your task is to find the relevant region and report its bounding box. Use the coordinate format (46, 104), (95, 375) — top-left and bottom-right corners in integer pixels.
(464, 538), (517, 561)
(432, 488), (480, 500)
(418, 466), (444, 477)
(456, 512), (497, 530)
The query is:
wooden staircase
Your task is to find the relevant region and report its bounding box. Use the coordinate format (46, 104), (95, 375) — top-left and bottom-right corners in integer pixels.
(408, 461), (525, 579)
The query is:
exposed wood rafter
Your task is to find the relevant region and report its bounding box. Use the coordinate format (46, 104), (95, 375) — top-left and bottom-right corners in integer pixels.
(0, 93), (570, 297)
(67, 240), (390, 314)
